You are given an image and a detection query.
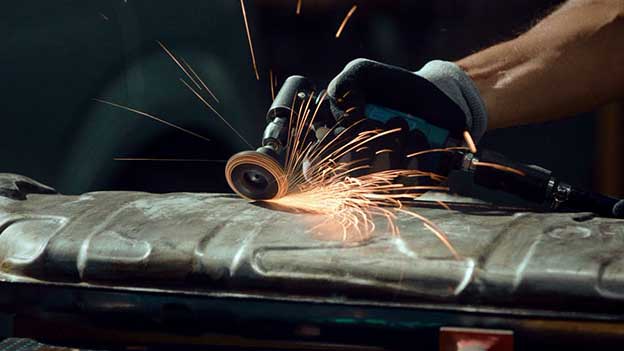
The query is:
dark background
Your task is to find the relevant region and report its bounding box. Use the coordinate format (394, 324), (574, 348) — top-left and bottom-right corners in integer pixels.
(1, 0), (622, 197)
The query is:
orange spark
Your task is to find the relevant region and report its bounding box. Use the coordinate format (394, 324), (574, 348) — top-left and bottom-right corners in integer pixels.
(335, 5), (358, 38)
(436, 200), (452, 211)
(407, 146), (470, 159)
(240, 0), (260, 80)
(463, 130), (477, 154)
(375, 149), (393, 155)
(296, 0), (302, 15)
(473, 161), (526, 176)
(252, 93), (459, 257)
(179, 78), (253, 148)
(157, 41), (204, 92)
(180, 57), (220, 103)
(228, 86), (526, 257)
(93, 98), (210, 142)
(270, 69), (276, 100)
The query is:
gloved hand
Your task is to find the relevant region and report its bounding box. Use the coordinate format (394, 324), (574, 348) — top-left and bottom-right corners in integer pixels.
(327, 58), (488, 144)
(313, 58), (488, 178)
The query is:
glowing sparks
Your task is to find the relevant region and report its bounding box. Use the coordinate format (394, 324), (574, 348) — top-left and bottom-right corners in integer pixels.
(473, 161), (526, 176)
(270, 69), (276, 100)
(375, 148), (393, 155)
(156, 42), (249, 147)
(240, 0), (260, 80)
(436, 200), (452, 211)
(180, 57), (220, 103)
(179, 78), (253, 149)
(335, 5), (358, 38)
(463, 130), (477, 154)
(398, 209), (459, 259)
(252, 92), (459, 257)
(407, 146), (470, 159)
(157, 41), (203, 92)
(93, 98), (211, 142)
(296, 0), (302, 15)
(271, 171), (434, 242)
(158, 41), (219, 103)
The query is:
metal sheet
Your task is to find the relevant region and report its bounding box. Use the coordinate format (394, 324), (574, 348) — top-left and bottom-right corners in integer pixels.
(1, 173), (623, 315)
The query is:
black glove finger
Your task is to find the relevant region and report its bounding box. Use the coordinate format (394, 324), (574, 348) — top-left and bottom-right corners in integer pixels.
(328, 58), (468, 139)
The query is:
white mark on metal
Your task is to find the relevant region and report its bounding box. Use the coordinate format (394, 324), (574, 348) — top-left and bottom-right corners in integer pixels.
(513, 238), (540, 290)
(547, 225), (592, 240)
(230, 235), (254, 277)
(393, 237), (418, 259)
(454, 258), (476, 295)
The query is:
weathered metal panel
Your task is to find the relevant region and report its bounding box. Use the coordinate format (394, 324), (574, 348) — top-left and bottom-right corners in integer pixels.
(1, 173), (623, 316)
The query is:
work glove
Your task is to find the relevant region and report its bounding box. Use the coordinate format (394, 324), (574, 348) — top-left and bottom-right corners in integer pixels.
(327, 58), (487, 142)
(322, 58), (488, 174)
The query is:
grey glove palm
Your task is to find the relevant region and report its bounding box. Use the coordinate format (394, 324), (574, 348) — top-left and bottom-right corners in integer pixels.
(327, 58), (488, 142)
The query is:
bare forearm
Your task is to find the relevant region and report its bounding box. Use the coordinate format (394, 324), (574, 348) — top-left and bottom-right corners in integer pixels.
(457, 0), (624, 129)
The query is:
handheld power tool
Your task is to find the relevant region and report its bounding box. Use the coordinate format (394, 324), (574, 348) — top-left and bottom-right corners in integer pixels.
(225, 75), (624, 218)
(225, 76), (316, 200)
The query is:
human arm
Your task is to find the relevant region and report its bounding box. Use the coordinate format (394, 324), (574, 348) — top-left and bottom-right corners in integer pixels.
(458, 0), (624, 129)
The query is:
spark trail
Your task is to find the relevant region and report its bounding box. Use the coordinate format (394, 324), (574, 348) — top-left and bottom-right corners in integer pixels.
(240, 0), (260, 80)
(335, 5), (358, 38)
(93, 99), (211, 142)
(260, 93), (462, 258)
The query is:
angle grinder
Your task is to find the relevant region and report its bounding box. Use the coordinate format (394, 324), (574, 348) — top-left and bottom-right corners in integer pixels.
(226, 75), (624, 218)
(226, 75), (457, 201)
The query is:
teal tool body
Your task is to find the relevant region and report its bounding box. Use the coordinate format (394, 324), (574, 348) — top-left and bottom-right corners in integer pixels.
(364, 104), (449, 148)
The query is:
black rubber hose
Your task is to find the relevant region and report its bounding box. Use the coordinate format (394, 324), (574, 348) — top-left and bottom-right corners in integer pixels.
(470, 149), (624, 218)
(565, 186), (622, 218)
(472, 150), (553, 204)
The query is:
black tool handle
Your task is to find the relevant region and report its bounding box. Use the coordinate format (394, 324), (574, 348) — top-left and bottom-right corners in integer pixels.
(266, 75), (314, 121)
(564, 186), (623, 218)
(471, 150), (552, 204)
(466, 150), (624, 218)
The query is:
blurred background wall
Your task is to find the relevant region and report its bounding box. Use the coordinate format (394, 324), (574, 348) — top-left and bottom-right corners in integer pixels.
(1, 0), (622, 197)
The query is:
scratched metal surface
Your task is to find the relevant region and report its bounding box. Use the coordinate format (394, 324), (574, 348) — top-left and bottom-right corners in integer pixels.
(1, 173), (623, 314)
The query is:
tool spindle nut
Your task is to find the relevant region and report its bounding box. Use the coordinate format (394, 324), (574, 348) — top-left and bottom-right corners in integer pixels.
(225, 150), (288, 201)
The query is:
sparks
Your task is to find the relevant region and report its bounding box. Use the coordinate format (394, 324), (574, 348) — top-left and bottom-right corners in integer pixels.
(296, 0), (302, 15)
(159, 41), (219, 104)
(179, 78), (253, 148)
(270, 69), (276, 100)
(157, 41), (204, 92)
(463, 130), (477, 154)
(240, 0), (260, 80)
(258, 92), (459, 258)
(335, 5), (358, 39)
(473, 161), (526, 176)
(94, 98), (211, 142)
(180, 57), (220, 103)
